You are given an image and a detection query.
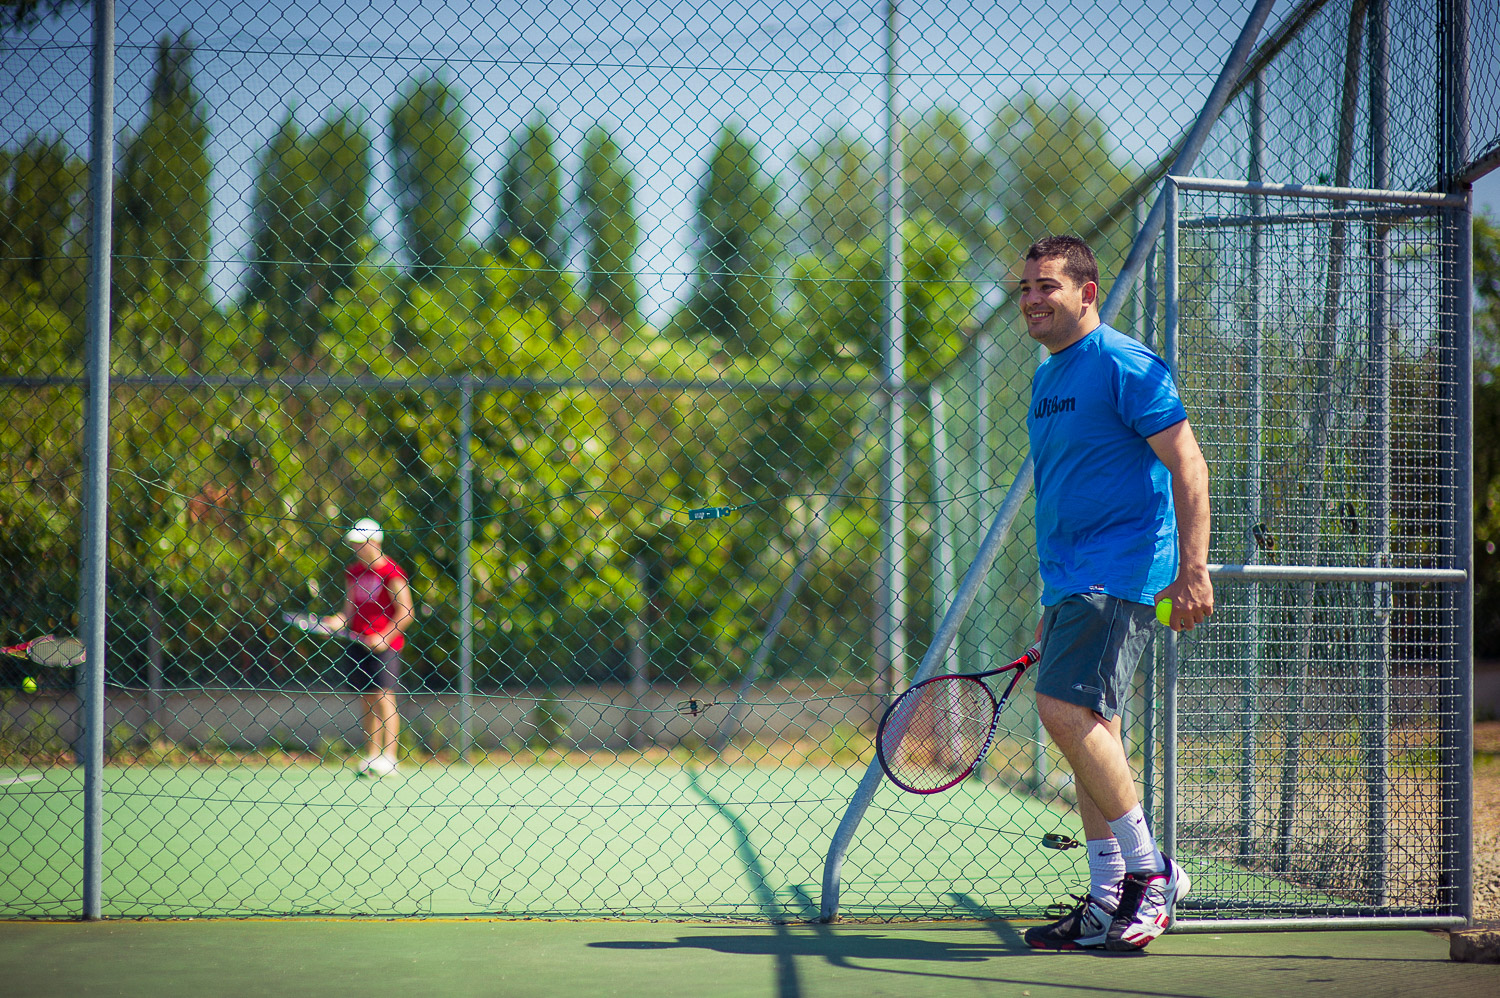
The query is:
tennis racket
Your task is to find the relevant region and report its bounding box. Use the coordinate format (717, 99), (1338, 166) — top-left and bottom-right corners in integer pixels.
(282, 612), (352, 640)
(2, 635), (86, 668)
(876, 645), (1041, 794)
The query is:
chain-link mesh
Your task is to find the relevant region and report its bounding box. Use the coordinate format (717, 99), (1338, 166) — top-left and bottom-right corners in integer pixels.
(0, 0), (1487, 921)
(1169, 181), (1467, 917)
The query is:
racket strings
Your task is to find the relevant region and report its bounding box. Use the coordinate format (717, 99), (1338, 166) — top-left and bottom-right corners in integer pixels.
(16, 636), (85, 667)
(879, 677), (995, 793)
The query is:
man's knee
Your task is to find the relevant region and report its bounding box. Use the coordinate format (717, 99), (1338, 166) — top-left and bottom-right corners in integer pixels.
(1038, 692), (1085, 736)
(1038, 693), (1113, 746)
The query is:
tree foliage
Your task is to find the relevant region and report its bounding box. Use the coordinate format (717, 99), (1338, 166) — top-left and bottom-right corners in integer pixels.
(1473, 211), (1500, 656)
(670, 126), (781, 357)
(579, 126), (640, 325)
(389, 74), (473, 286)
(0, 78), (1184, 686)
(990, 90), (1136, 275)
(246, 110), (373, 367)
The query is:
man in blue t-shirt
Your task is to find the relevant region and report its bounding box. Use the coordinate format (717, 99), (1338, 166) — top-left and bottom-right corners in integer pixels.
(1018, 236), (1213, 953)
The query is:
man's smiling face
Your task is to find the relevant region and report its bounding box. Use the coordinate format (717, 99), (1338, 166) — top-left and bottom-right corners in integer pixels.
(1018, 255), (1098, 353)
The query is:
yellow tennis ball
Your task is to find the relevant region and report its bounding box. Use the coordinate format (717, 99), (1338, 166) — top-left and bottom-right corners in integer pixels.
(1156, 598), (1173, 627)
(21, 677), (37, 693)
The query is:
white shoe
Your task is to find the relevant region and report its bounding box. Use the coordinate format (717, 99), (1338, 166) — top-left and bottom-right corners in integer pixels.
(1105, 856), (1191, 951)
(356, 755), (398, 777)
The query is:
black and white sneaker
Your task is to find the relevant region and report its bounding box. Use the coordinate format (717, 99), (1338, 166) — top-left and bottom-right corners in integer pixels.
(1104, 856), (1190, 952)
(1024, 893), (1116, 950)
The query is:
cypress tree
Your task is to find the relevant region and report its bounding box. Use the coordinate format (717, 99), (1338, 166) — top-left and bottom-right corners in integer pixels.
(389, 74), (473, 287)
(496, 115), (562, 263)
(905, 105), (996, 276)
(796, 128), (880, 255)
(308, 110), (372, 295)
(676, 125), (779, 357)
(117, 33), (212, 301)
(578, 126), (640, 325)
(114, 32), (213, 368)
(246, 109), (371, 365)
(1, 137), (86, 302)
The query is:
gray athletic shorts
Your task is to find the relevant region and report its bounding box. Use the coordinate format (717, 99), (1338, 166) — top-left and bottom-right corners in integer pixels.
(344, 643), (401, 694)
(1034, 593), (1156, 721)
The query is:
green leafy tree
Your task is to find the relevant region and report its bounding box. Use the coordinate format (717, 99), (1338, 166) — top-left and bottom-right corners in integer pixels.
(0, 136), (86, 651)
(389, 74), (473, 288)
(789, 213), (973, 382)
(796, 128), (880, 254)
(114, 33), (213, 369)
(496, 116), (562, 263)
(0, 137), (86, 302)
(905, 105), (997, 276)
(308, 111), (374, 297)
(0, 0), (83, 33)
(578, 126), (640, 325)
(989, 91), (1135, 274)
(1473, 212), (1500, 655)
(670, 126), (781, 357)
(246, 110), (372, 367)
(493, 115), (569, 312)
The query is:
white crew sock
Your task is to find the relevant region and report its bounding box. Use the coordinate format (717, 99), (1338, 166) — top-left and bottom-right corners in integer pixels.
(1107, 806), (1165, 874)
(1087, 838), (1126, 909)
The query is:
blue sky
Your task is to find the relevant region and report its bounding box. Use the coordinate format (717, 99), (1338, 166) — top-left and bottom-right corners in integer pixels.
(1475, 170), (1499, 216)
(3, 0), (1495, 321)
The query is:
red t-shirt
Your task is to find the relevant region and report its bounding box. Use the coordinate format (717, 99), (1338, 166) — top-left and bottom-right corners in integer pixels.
(345, 558), (408, 652)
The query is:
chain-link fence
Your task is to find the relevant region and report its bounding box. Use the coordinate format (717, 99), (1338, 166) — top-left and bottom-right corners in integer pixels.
(0, 0), (1487, 923)
(1163, 176), (1471, 922)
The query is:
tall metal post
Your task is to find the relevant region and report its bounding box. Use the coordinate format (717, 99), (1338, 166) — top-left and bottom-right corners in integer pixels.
(1140, 202), (1159, 824)
(879, 0), (908, 696)
(1162, 181), (1181, 859)
(458, 378), (475, 760)
(1363, 0), (1392, 903)
(80, 0), (117, 921)
(1438, 0), (1474, 923)
(928, 387), (959, 678)
(1238, 72), (1267, 866)
(973, 331), (994, 672)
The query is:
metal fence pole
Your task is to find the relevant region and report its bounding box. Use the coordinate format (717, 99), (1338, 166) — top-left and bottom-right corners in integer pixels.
(458, 377), (475, 761)
(1238, 71), (1267, 867)
(879, 0), (908, 698)
(929, 386), (959, 679)
(79, 0), (117, 921)
(1363, 0), (1392, 903)
(1440, 0), (1474, 922)
(1162, 180), (1181, 859)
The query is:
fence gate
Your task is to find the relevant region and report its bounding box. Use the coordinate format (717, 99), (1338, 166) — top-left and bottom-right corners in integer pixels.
(1160, 175), (1471, 928)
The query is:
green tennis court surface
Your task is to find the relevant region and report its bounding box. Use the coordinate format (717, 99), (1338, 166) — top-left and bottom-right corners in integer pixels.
(3, 761), (1097, 920)
(0, 919), (1490, 998)
(1, 760), (1355, 922)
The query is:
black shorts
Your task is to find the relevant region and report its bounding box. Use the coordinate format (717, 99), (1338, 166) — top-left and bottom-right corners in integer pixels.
(1034, 593), (1155, 721)
(343, 643), (401, 694)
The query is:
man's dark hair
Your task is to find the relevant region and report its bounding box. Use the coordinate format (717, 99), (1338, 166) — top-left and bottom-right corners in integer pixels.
(1025, 235), (1099, 290)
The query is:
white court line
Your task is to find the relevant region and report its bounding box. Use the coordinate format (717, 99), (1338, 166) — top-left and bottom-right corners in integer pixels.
(0, 774), (43, 786)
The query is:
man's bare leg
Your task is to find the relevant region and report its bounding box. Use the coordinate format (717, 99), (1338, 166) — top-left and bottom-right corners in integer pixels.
(1037, 692), (1137, 826)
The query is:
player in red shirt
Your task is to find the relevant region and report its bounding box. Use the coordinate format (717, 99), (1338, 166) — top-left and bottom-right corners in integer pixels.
(322, 518), (414, 776)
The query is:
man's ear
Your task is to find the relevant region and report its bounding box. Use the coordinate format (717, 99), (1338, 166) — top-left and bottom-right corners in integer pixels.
(1082, 281), (1099, 307)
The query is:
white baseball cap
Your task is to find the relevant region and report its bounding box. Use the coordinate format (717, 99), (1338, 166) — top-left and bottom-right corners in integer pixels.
(344, 518), (383, 545)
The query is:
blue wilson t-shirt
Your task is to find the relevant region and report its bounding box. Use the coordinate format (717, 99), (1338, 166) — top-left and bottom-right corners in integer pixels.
(1027, 324), (1187, 606)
